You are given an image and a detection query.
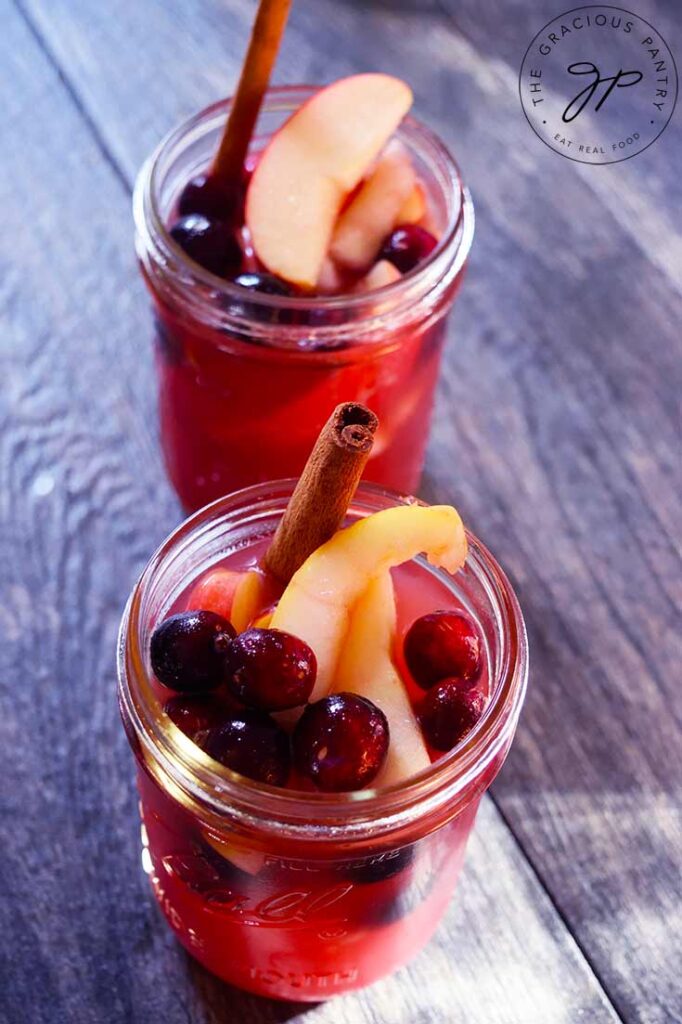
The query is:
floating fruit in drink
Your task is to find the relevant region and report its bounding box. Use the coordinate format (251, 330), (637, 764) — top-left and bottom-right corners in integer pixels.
(120, 401), (527, 999)
(148, 404), (478, 788)
(334, 572), (429, 785)
(246, 75), (414, 288)
(270, 503), (467, 704)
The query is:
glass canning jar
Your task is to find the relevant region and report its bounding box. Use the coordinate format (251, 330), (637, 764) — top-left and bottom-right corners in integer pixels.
(117, 481), (526, 1000)
(134, 88), (474, 511)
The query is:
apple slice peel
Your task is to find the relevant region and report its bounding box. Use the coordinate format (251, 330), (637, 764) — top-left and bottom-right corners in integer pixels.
(334, 571), (430, 784)
(246, 74), (414, 288)
(270, 504), (467, 702)
(330, 141), (416, 271)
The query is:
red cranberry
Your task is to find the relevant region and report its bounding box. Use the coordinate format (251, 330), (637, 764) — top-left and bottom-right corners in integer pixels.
(365, 861), (437, 927)
(224, 272), (299, 325)
(404, 610), (482, 690)
(224, 628), (316, 711)
(203, 711), (291, 786)
(293, 693), (389, 792)
(232, 272), (293, 297)
(163, 694), (228, 746)
(162, 851), (223, 895)
(155, 319), (184, 365)
(185, 568), (241, 622)
(346, 845), (415, 884)
(177, 173), (244, 223)
(418, 679), (486, 751)
(169, 214), (242, 276)
(380, 224), (437, 273)
(150, 610), (235, 693)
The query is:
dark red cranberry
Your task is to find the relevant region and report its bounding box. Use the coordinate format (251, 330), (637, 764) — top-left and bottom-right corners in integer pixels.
(346, 845), (414, 884)
(154, 319), (184, 365)
(224, 272), (299, 326)
(162, 850), (223, 895)
(150, 610), (236, 693)
(164, 845), (253, 898)
(293, 693), (389, 792)
(418, 679), (486, 751)
(169, 214), (242, 276)
(203, 711), (291, 786)
(232, 272), (294, 297)
(380, 224), (438, 273)
(224, 628), (316, 711)
(177, 173), (243, 223)
(404, 610), (482, 690)
(366, 862), (437, 927)
(163, 694), (228, 746)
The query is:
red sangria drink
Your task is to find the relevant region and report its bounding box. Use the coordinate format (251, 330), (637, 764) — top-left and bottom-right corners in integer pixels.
(117, 407), (527, 1000)
(134, 73), (473, 511)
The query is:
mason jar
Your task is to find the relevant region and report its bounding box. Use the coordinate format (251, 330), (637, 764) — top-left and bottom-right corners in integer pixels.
(134, 88), (474, 511)
(117, 481), (527, 999)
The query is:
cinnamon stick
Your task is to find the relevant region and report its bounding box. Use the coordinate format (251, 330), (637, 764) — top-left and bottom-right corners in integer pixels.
(264, 403), (379, 583)
(212, 0), (293, 188)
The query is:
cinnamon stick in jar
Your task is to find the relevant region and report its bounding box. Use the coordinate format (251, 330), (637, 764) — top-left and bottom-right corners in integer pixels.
(212, 0), (293, 189)
(264, 403), (379, 583)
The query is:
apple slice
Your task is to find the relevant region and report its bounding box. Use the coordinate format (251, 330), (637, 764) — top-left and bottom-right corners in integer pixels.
(252, 610), (273, 629)
(353, 259), (401, 293)
(316, 256), (346, 295)
(334, 572), (430, 784)
(246, 74), (413, 288)
(231, 568), (279, 632)
(397, 181), (427, 225)
(270, 504), (467, 702)
(185, 566), (273, 631)
(186, 568), (243, 622)
(201, 829), (265, 876)
(329, 142), (416, 271)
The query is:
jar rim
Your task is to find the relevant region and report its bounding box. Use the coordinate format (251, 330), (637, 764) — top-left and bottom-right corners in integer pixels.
(118, 481), (528, 842)
(133, 85), (474, 341)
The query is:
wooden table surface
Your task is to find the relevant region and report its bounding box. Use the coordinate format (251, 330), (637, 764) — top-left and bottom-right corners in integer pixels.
(2, 1), (680, 1021)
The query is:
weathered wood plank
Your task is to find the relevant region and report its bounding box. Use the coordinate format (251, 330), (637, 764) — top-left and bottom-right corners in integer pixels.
(0, 4), (621, 1024)
(14, 0), (682, 1021)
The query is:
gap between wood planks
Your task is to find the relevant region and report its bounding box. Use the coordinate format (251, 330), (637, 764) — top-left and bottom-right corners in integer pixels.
(8, 1), (630, 1020)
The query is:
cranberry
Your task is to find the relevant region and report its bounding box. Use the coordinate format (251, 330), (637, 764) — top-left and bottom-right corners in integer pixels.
(186, 568), (242, 622)
(164, 845), (253, 897)
(162, 851), (223, 895)
(155, 319), (183, 365)
(203, 711), (291, 786)
(293, 693), (389, 792)
(404, 610), (482, 690)
(380, 224), (438, 273)
(177, 173), (244, 223)
(366, 864), (437, 927)
(418, 679), (486, 751)
(224, 628), (316, 711)
(150, 610), (235, 693)
(163, 694), (229, 746)
(346, 845), (415, 884)
(169, 214), (242, 276)
(232, 272), (293, 297)
(224, 272), (298, 325)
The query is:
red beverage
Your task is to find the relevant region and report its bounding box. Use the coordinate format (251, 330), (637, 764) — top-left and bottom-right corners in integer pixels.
(134, 87), (474, 511)
(117, 483), (527, 999)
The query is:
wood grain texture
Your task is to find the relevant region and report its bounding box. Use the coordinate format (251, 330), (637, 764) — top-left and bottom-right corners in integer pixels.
(0, 4), (623, 1024)
(4, 0), (681, 1020)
